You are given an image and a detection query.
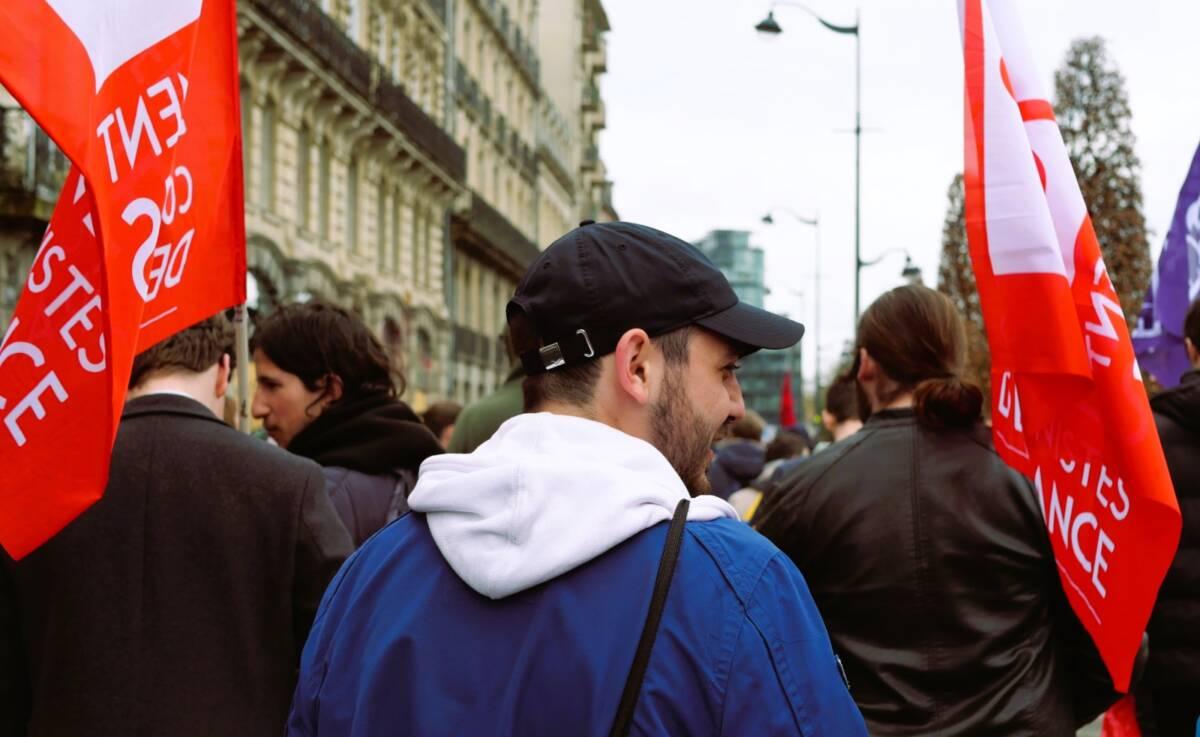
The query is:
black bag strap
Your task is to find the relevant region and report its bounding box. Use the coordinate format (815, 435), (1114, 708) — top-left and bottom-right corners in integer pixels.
(609, 498), (690, 737)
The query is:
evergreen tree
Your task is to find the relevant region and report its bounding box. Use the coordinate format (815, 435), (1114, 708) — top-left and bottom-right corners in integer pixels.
(936, 173), (992, 405)
(1054, 36), (1152, 326)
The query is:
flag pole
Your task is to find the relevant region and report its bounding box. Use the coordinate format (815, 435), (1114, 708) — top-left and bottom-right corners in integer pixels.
(233, 303), (251, 433)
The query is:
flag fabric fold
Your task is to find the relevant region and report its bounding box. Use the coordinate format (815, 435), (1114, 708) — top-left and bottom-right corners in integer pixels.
(0, 0), (245, 559)
(1133, 141), (1200, 388)
(959, 0), (1181, 690)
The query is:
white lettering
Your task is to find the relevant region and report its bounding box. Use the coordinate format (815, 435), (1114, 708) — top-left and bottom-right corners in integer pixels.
(1047, 479), (1073, 548)
(27, 244), (66, 293)
(44, 265), (95, 317)
(59, 294), (106, 373)
(1095, 466), (1115, 510)
(96, 113), (121, 183)
(163, 229), (194, 288)
(114, 96), (164, 176)
(1092, 530), (1114, 598)
(4, 372), (69, 447)
(1110, 479), (1130, 521)
(124, 197), (165, 301)
(1070, 512), (1099, 573)
(147, 76), (187, 149)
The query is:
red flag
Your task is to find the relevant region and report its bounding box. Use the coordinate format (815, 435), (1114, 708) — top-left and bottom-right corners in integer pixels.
(959, 0), (1180, 690)
(1100, 696), (1143, 737)
(0, 0), (245, 559)
(779, 372), (797, 428)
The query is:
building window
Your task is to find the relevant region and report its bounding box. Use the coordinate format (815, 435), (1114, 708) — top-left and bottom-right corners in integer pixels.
(240, 82), (253, 188)
(318, 139), (331, 240)
(411, 201), (422, 286)
(423, 206), (434, 287)
(296, 124), (311, 229)
(259, 100), (276, 211)
(346, 157), (359, 252)
(391, 189), (402, 276)
(376, 182), (387, 270)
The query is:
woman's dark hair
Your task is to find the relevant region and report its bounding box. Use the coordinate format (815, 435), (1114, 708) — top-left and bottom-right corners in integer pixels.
(855, 285), (983, 430)
(251, 300), (402, 400)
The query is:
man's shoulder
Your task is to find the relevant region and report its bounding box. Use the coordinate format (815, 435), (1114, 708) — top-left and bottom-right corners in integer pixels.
(120, 404), (321, 483)
(684, 518), (790, 605)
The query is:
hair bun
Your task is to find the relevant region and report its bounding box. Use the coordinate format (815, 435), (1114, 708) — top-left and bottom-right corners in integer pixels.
(912, 377), (983, 431)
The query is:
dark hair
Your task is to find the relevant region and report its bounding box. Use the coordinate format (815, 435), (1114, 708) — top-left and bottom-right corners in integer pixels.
(130, 314), (234, 389)
(251, 301), (401, 400)
(1186, 296), (1200, 353)
(730, 409), (765, 441)
(856, 285), (983, 431)
(512, 312), (692, 411)
(423, 401), (462, 439)
(766, 429), (811, 462)
(822, 371), (859, 424)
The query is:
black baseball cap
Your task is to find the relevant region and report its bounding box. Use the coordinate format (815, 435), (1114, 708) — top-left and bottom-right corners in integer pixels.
(507, 221), (804, 375)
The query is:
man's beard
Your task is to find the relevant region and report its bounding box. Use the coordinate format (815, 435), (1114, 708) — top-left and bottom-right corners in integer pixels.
(650, 367), (720, 495)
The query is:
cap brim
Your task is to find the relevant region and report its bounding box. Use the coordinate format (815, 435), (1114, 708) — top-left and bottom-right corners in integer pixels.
(695, 301), (804, 353)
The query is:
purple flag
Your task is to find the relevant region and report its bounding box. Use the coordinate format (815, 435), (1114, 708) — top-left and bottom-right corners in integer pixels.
(1133, 140), (1200, 387)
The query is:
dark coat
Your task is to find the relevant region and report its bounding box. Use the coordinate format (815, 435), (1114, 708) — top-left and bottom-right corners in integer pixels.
(0, 394), (353, 737)
(1139, 369), (1200, 736)
(287, 391), (442, 547)
(754, 408), (1116, 737)
(706, 440), (766, 499)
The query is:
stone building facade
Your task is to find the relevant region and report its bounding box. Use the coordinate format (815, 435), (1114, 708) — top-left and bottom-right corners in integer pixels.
(0, 0), (615, 411)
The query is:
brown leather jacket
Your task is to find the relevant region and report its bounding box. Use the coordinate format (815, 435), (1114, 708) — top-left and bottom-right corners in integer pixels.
(755, 408), (1117, 737)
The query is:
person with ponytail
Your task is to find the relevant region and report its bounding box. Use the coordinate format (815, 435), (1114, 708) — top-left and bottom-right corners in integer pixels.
(755, 285), (1117, 737)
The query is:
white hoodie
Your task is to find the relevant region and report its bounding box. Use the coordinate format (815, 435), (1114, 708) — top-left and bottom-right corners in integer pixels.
(408, 412), (737, 600)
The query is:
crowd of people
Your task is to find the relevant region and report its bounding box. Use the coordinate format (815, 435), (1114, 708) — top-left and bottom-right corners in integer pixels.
(1, 219), (1196, 736)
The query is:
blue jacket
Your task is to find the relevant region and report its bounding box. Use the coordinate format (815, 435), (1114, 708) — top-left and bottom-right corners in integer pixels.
(288, 512), (866, 736)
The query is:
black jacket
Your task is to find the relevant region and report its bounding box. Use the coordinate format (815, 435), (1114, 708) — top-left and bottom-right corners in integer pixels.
(288, 391), (443, 546)
(755, 408), (1116, 737)
(0, 394), (353, 737)
(1140, 369), (1200, 732)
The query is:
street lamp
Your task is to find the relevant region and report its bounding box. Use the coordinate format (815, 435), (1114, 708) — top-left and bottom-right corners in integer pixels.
(754, 2), (862, 324)
(762, 207), (823, 417)
(861, 248), (923, 286)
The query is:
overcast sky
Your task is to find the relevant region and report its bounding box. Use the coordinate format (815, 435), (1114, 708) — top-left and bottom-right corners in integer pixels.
(599, 0), (1200, 383)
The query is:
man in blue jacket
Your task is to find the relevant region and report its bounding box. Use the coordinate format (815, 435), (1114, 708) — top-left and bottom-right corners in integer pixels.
(287, 221), (867, 736)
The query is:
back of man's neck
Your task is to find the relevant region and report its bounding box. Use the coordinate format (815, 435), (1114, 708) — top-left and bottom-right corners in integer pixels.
(127, 375), (213, 414)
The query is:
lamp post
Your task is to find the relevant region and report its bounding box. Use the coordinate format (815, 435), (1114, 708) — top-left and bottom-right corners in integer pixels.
(755, 3), (861, 324)
(762, 208), (822, 417)
(861, 247), (924, 286)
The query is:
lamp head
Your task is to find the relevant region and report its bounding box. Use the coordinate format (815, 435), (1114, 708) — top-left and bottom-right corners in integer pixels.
(755, 11), (783, 35)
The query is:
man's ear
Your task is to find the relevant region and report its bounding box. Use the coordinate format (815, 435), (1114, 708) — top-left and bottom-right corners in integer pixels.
(612, 328), (654, 406)
(1187, 337), (1199, 367)
(321, 373), (345, 405)
(215, 353), (232, 399)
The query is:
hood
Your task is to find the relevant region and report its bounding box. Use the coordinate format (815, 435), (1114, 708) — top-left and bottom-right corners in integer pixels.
(408, 412), (737, 599)
(287, 390), (443, 474)
(1152, 369), (1200, 434)
(714, 441), (766, 481)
